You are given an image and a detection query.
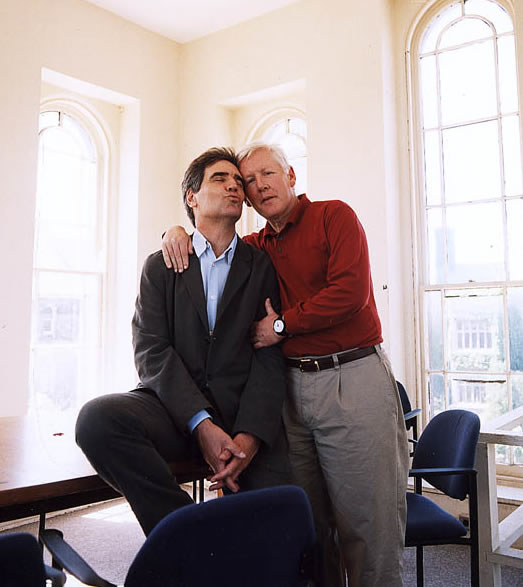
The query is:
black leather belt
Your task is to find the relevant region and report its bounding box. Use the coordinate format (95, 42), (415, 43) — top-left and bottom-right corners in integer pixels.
(286, 346), (376, 373)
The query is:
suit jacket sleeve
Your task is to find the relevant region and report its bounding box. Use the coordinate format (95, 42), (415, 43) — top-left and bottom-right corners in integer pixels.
(231, 254), (286, 448)
(132, 252), (212, 434)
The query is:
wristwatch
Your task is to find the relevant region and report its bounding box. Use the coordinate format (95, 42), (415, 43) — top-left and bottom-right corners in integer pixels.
(273, 315), (288, 337)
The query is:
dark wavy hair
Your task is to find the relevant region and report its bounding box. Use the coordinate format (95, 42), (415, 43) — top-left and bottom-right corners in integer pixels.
(182, 147), (239, 227)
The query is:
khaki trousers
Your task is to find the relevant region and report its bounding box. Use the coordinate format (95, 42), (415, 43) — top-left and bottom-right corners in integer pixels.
(283, 346), (409, 587)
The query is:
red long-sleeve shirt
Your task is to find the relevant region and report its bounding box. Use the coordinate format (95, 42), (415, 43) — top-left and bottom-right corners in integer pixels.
(243, 194), (382, 357)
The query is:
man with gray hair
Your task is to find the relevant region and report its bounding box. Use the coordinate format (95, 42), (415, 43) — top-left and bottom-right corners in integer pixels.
(162, 142), (409, 587)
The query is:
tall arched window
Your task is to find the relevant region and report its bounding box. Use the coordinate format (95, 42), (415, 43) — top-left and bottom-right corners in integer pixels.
(31, 107), (108, 417)
(413, 0), (522, 450)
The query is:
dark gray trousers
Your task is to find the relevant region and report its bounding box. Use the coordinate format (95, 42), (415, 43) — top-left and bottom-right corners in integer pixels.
(76, 390), (290, 535)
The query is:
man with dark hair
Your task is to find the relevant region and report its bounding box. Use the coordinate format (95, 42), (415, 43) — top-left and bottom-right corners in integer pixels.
(76, 147), (290, 535)
(162, 142), (409, 587)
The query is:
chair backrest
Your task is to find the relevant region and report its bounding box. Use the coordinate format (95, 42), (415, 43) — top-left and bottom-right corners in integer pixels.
(125, 485), (316, 587)
(412, 409), (480, 500)
(0, 533), (47, 587)
(397, 381), (412, 416)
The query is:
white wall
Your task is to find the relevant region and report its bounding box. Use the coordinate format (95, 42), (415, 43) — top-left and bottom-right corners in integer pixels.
(0, 0), (180, 416)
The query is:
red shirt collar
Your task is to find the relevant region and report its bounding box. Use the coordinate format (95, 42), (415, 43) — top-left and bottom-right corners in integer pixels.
(261, 194), (310, 240)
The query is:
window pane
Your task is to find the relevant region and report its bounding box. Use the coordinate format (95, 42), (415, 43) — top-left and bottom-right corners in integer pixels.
(34, 271), (102, 344)
(427, 207), (445, 284)
(439, 17), (493, 49)
(498, 36), (519, 114)
(421, 2), (462, 54)
(426, 290), (443, 370)
(61, 113), (96, 160)
(440, 40), (497, 125)
(288, 117), (307, 138)
(513, 375), (523, 409)
(263, 120), (286, 143)
(39, 111), (59, 133)
(443, 121), (501, 202)
(446, 289), (505, 373)
(31, 271), (102, 414)
(464, 0), (513, 34)
(449, 374), (507, 421)
(291, 157), (307, 196)
(35, 126), (100, 271)
(507, 200), (523, 281)
(429, 373), (445, 418)
(446, 202), (504, 282)
(502, 116), (523, 197)
(508, 287), (523, 372)
(423, 130), (442, 205)
(279, 133), (307, 159)
(420, 56), (438, 129)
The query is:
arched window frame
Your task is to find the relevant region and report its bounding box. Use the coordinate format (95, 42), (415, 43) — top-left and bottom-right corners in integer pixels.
(31, 98), (111, 416)
(406, 0), (523, 466)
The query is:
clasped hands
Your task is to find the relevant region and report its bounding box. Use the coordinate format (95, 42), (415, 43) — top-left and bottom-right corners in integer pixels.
(195, 418), (260, 493)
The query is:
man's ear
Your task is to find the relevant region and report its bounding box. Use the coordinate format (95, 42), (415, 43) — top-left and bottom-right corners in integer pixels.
(288, 166), (296, 188)
(187, 189), (197, 209)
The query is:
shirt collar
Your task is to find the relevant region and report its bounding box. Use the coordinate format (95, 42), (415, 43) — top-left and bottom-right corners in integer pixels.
(262, 193), (310, 240)
(193, 229), (238, 263)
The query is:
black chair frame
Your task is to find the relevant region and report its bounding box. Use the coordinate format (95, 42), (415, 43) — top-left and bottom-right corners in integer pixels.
(406, 466), (479, 587)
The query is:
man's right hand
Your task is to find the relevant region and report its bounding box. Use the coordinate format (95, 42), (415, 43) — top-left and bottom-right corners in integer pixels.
(162, 226), (193, 272)
(194, 419), (246, 492)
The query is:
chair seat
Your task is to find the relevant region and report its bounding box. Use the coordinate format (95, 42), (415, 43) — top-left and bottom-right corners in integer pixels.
(405, 492), (467, 544)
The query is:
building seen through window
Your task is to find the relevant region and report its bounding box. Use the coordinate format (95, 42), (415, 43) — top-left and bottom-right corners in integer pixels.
(415, 0), (523, 463)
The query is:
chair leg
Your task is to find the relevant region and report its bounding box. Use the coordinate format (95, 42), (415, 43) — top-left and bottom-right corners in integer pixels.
(416, 546), (424, 587)
(470, 551), (479, 587)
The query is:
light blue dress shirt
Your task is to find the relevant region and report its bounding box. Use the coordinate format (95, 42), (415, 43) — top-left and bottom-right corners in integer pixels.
(187, 229), (238, 433)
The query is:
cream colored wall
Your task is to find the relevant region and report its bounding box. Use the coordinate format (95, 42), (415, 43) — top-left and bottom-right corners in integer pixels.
(178, 0), (406, 372)
(0, 0), (180, 416)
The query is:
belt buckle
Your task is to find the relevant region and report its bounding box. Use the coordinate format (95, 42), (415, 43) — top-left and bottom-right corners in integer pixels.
(299, 358), (320, 373)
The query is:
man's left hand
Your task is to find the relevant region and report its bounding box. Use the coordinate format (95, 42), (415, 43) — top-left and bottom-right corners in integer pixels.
(208, 432), (260, 492)
(250, 298), (282, 349)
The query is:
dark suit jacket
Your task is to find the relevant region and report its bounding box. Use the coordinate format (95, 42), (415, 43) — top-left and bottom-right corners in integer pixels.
(132, 238), (287, 453)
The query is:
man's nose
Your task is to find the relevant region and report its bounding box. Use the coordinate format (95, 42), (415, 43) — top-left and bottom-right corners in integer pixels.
(226, 181), (238, 192)
(255, 176), (268, 191)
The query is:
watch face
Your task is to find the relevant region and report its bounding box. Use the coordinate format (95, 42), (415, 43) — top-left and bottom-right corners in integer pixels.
(274, 319), (285, 334)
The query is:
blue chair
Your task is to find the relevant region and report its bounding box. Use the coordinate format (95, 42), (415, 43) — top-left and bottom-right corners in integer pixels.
(397, 380), (421, 455)
(0, 532), (65, 586)
(42, 485), (317, 586)
(405, 409), (480, 587)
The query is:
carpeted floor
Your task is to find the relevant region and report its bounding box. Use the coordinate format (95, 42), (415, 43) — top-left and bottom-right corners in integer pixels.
(2, 497), (523, 586)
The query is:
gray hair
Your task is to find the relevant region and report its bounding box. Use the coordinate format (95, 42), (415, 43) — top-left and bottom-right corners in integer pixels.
(237, 141), (290, 172)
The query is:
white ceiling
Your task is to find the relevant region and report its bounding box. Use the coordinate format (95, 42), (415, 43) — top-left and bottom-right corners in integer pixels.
(84, 0), (300, 43)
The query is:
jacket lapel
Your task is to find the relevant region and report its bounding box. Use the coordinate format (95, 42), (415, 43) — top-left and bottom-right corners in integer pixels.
(180, 254), (209, 332)
(216, 239), (252, 326)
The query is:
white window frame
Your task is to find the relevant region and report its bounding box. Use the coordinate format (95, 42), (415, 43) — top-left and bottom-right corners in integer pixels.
(30, 99), (110, 416)
(407, 0), (523, 471)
